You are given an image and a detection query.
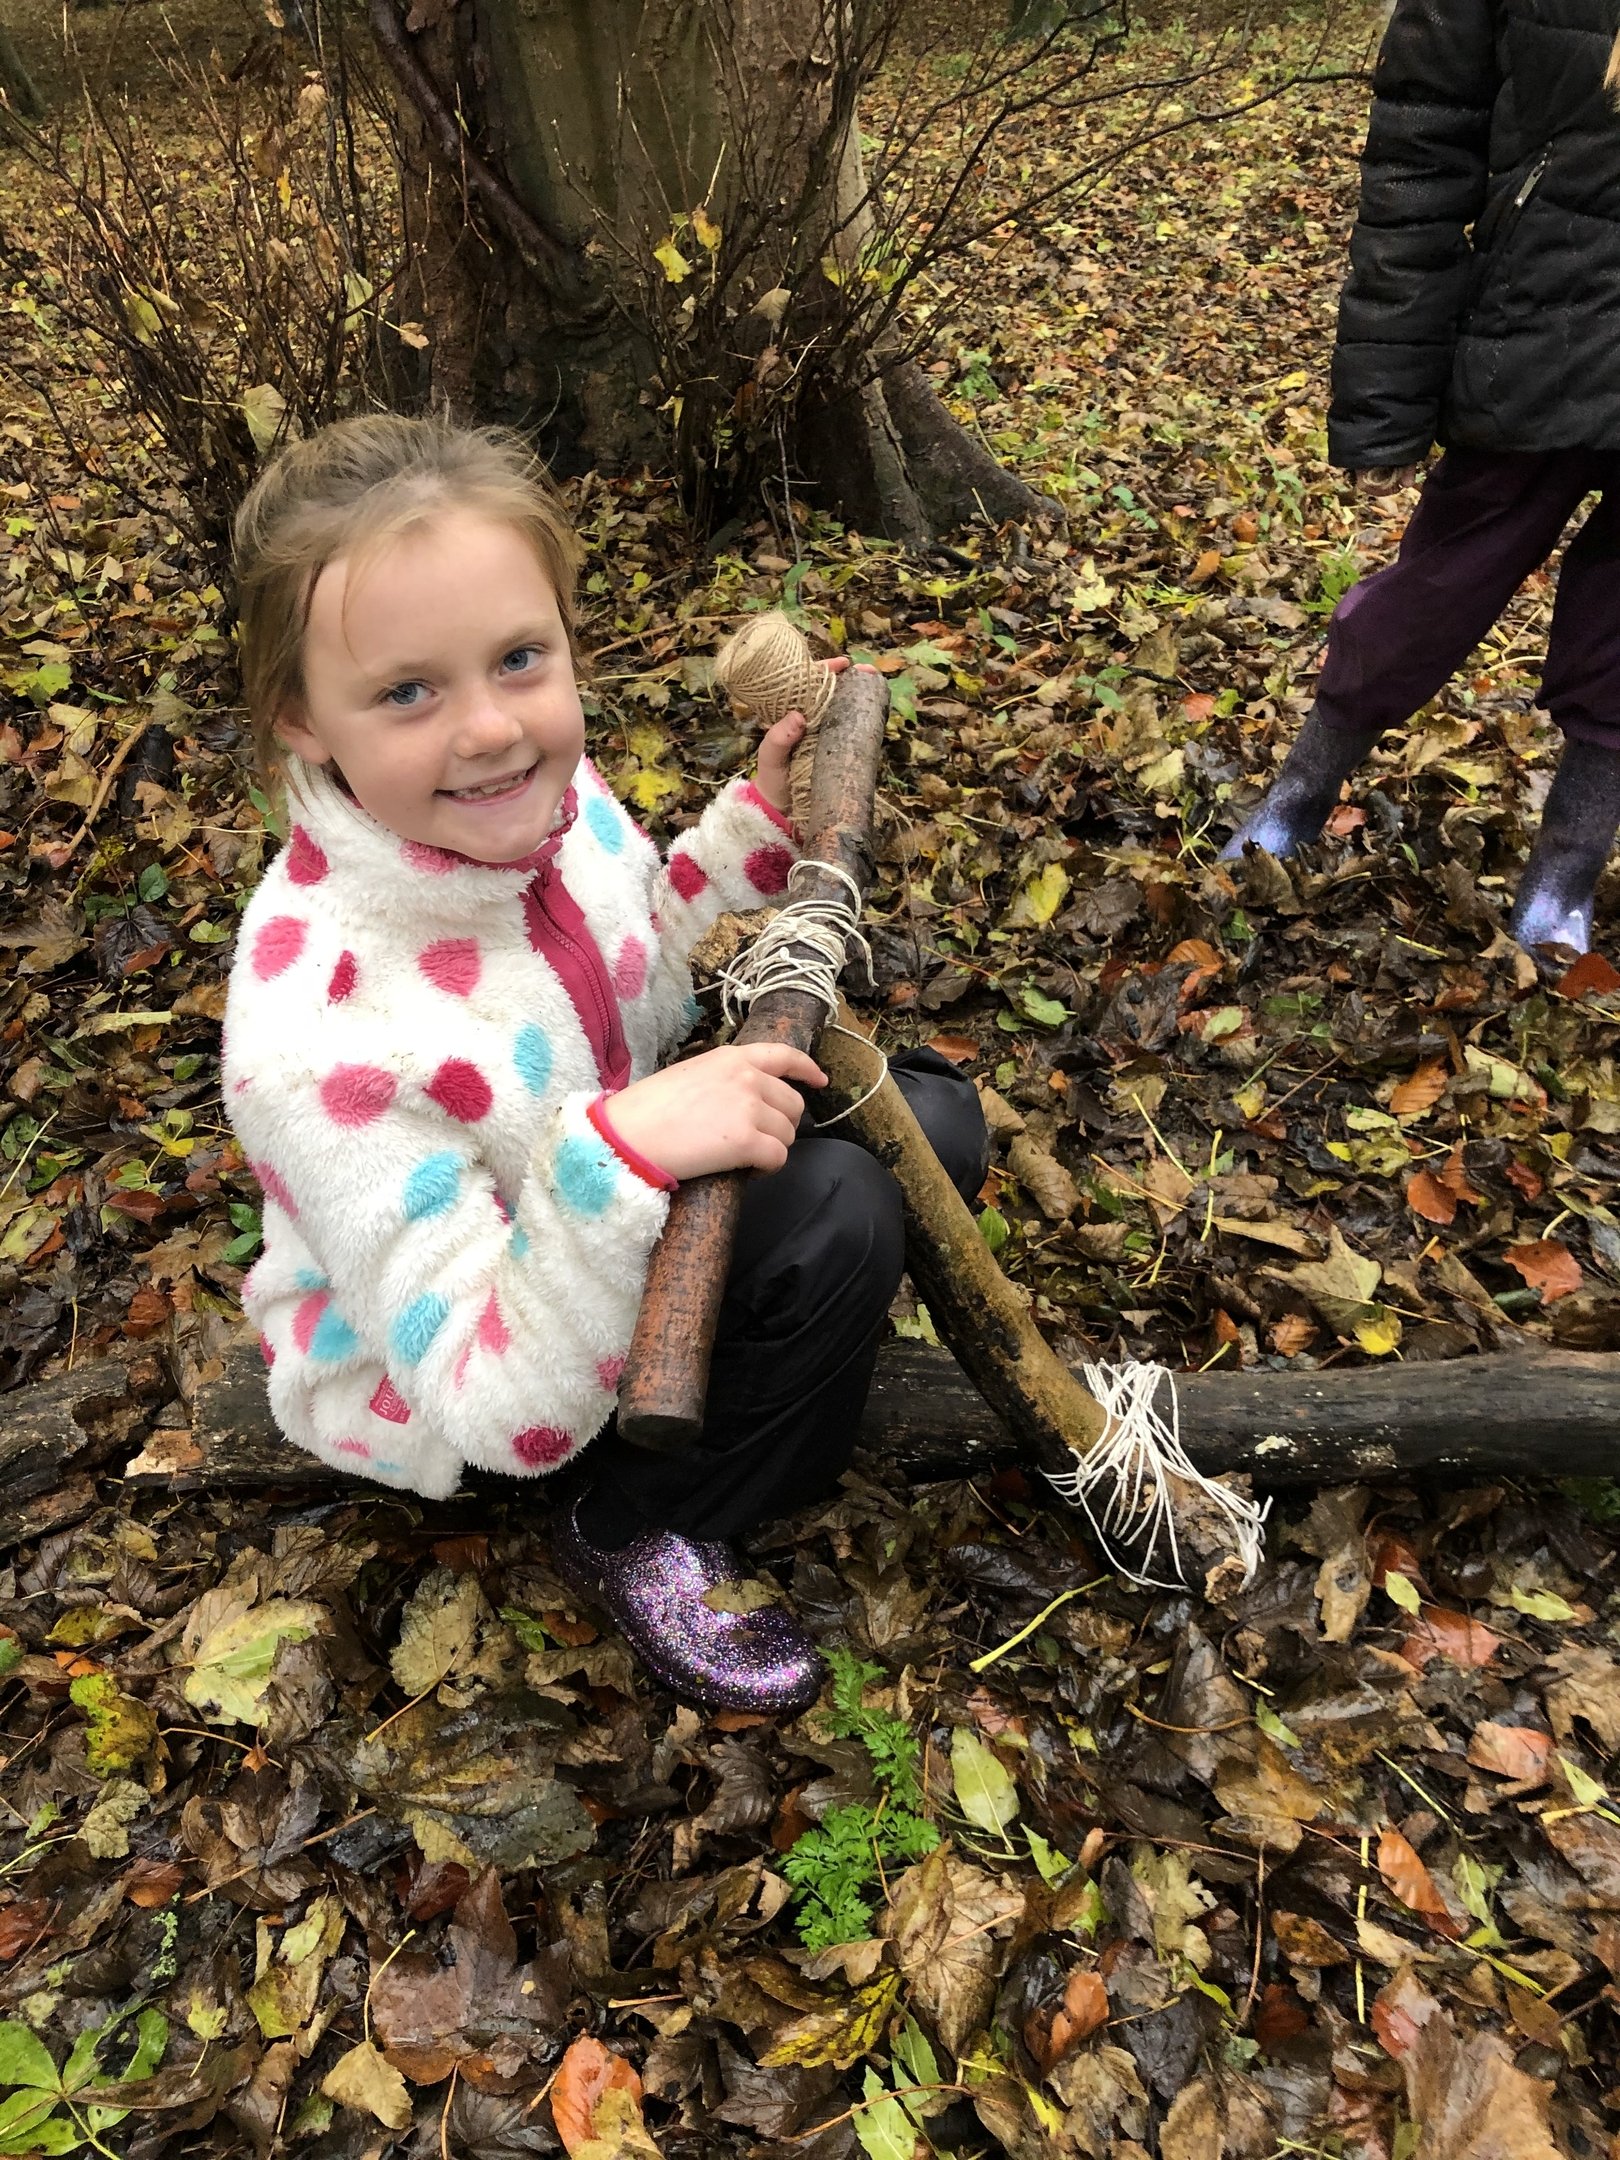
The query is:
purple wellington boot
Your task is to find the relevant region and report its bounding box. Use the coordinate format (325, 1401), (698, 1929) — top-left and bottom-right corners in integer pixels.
(1220, 708), (1385, 860)
(1508, 737), (1620, 956)
(550, 1494), (825, 1716)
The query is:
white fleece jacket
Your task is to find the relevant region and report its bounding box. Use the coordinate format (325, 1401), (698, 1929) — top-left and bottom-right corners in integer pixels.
(221, 753), (799, 1498)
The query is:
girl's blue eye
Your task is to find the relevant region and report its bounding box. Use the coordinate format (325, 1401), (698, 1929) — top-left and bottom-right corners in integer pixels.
(500, 645), (542, 675)
(385, 680), (427, 709)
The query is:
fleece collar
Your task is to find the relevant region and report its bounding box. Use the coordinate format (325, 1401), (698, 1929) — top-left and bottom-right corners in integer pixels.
(280, 755), (579, 926)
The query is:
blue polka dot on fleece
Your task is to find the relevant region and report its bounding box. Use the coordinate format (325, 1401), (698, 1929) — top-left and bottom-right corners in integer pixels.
(309, 1306), (359, 1362)
(509, 1223), (531, 1260)
(293, 1267), (329, 1293)
(513, 1023), (553, 1095)
(391, 1293), (450, 1366)
(403, 1151), (462, 1222)
(555, 1133), (618, 1217)
(586, 794), (624, 853)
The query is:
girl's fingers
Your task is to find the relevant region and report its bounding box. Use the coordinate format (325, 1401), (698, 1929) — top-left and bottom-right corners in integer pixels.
(825, 654), (851, 675)
(741, 1044), (826, 1087)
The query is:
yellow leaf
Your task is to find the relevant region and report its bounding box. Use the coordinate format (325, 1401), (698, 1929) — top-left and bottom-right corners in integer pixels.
(322, 2041), (412, 2131)
(1352, 1304), (1402, 1357)
(626, 766), (682, 812)
(1384, 1570), (1422, 1614)
(240, 384), (291, 457)
(1005, 862), (1069, 929)
(691, 205), (722, 251)
(654, 237), (692, 283)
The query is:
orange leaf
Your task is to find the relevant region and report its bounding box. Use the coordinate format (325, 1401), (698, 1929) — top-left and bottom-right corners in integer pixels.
(1368, 1531), (1426, 1593)
(1405, 1171), (1456, 1227)
(1503, 1239), (1583, 1303)
(925, 1034), (979, 1065)
(1269, 1314), (1317, 1357)
(1040, 1968), (1110, 2066)
(1253, 1981), (1311, 2050)
(123, 1859), (187, 1909)
(1504, 1158), (1544, 1203)
(1467, 1722), (1552, 1784)
(1556, 950), (1620, 999)
(1436, 1144), (1482, 1205)
(1390, 1059), (1448, 1117)
(1400, 1603), (1500, 1671)
(1181, 693), (1216, 723)
(551, 2036), (644, 2156)
(1378, 1826), (1460, 1936)
(1189, 548), (1224, 585)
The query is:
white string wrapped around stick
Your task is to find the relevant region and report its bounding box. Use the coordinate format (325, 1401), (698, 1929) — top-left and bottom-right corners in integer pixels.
(716, 858), (888, 1127)
(1042, 1360), (1269, 1590)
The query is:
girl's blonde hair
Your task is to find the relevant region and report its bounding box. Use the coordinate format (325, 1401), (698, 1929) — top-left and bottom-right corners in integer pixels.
(1609, 24), (1620, 98)
(232, 411), (582, 792)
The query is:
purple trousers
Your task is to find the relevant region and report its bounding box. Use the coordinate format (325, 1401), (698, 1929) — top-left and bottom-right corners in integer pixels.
(1317, 447), (1620, 750)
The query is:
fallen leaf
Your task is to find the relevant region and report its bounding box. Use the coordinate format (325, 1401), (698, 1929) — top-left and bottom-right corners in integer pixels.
(1378, 1827), (1459, 1936)
(1400, 1604), (1500, 1671)
(321, 2040), (413, 2132)
(1405, 1170), (1456, 1227)
(1555, 949), (1620, 999)
(1398, 1976), (1562, 2159)
(552, 2035), (644, 2155)
(1391, 1059), (1448, 1117)
(950, 1727), (1020, 1834)
(1467, 1723), (1552, 1785)
(1503, 1239), (1582, 1303)
(1006, 1134), (1078, 1220)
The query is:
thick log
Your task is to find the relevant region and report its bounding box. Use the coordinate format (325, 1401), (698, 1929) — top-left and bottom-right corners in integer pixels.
(60, 1333), (1620, 1511)
(615, 664), (890, 1450)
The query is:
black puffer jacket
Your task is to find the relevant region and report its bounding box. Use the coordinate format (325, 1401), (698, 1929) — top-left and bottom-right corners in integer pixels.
(1329, 0), (1620, 469)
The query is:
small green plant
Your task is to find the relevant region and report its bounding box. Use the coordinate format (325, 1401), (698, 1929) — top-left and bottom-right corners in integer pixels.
(781, 1650), (940, 1952)
(1303, 545), (1359, 616)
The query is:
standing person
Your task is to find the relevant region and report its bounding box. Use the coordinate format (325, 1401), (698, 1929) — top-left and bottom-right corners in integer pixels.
(223, 413), (988, 1717)
(1221, 0), (1620, 955)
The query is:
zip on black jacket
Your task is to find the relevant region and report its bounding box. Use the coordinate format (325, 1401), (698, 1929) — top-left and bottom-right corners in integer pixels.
(1328, 0), (1620, 470)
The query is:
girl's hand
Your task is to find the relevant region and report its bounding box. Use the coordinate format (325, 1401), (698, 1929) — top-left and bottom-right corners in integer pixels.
(752, 654), (852, 813)
(603, 1043), (827, 1181)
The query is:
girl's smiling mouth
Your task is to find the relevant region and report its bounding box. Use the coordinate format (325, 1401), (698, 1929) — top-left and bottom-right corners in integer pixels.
(440, 761), (539, 805)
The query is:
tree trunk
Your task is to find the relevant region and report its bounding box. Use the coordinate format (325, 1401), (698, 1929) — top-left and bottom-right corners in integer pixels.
(0, 23), (43, 119)
(372, 0), (1062, 538)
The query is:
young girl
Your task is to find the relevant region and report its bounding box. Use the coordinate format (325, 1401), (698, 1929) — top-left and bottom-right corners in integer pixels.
(1223, 0), (1620, 955)
(223, 414), (988, 1718)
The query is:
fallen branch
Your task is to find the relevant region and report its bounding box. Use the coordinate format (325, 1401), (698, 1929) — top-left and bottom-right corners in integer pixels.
(0, 1332), (1599, 1543)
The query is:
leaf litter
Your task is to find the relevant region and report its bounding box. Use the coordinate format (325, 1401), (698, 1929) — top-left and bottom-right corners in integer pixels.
(2, 2), (1620, 2154)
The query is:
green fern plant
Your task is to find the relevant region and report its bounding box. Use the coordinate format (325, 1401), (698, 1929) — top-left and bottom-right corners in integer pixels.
(782, 1649), (940, 1951)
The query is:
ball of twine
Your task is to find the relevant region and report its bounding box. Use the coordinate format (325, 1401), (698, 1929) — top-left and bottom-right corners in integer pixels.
(713, 611), (836, 829)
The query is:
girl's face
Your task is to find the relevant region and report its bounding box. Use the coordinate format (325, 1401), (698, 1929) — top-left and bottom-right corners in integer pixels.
(278, 509), (586, 862)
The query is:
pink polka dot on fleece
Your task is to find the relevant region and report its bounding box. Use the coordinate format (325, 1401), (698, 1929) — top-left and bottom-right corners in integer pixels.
(369, 1376), (411, 1425)
(426, 1059), (493, 1123)
(320, 1063), (397, 1126)
(745, 844), (793, 896)
(285, 826), (329, 885)
(252, 915), (307, 980)
(419, 938), (481, 997)
(477, 1292), (510, 1355)
(402, 839), (461, 874)
(328, 951), (358, 1002)
(452, 1343), (472, 1391)
(596, 1355), (625, 1393)
(613, 936), (647, 999)
(253, 1160), (298, 1218)
(513, 1424), (573, 1467)
(259, 1333), (276, 1368)
(336, 1437), (372, 1458)
(292, 1289), (330, 1355)
(668, 851), (708, 902)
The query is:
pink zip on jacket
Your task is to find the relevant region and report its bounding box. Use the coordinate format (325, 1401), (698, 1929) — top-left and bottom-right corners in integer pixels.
(222, 752), (798, 1499)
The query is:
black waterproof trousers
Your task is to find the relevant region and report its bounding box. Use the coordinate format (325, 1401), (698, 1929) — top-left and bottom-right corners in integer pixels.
(580, 1048), (990, 1542)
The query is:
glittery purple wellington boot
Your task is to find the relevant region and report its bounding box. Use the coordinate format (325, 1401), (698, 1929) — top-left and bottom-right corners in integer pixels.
(550, 1495), (825, 1716)
(1220, 708), (1385, 860)
(1508, 738), (1620, 956)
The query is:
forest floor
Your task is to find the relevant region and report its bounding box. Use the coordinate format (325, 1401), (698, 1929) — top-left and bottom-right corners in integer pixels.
(2, 2), (1619, 2156)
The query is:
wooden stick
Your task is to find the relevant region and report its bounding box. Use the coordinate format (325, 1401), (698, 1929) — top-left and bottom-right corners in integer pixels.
(820, 1005), (1257, 1594)
(614, 667), (891, 1451)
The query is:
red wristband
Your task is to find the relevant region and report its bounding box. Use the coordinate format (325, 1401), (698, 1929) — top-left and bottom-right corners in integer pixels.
(586, 1093), (678, 1193)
